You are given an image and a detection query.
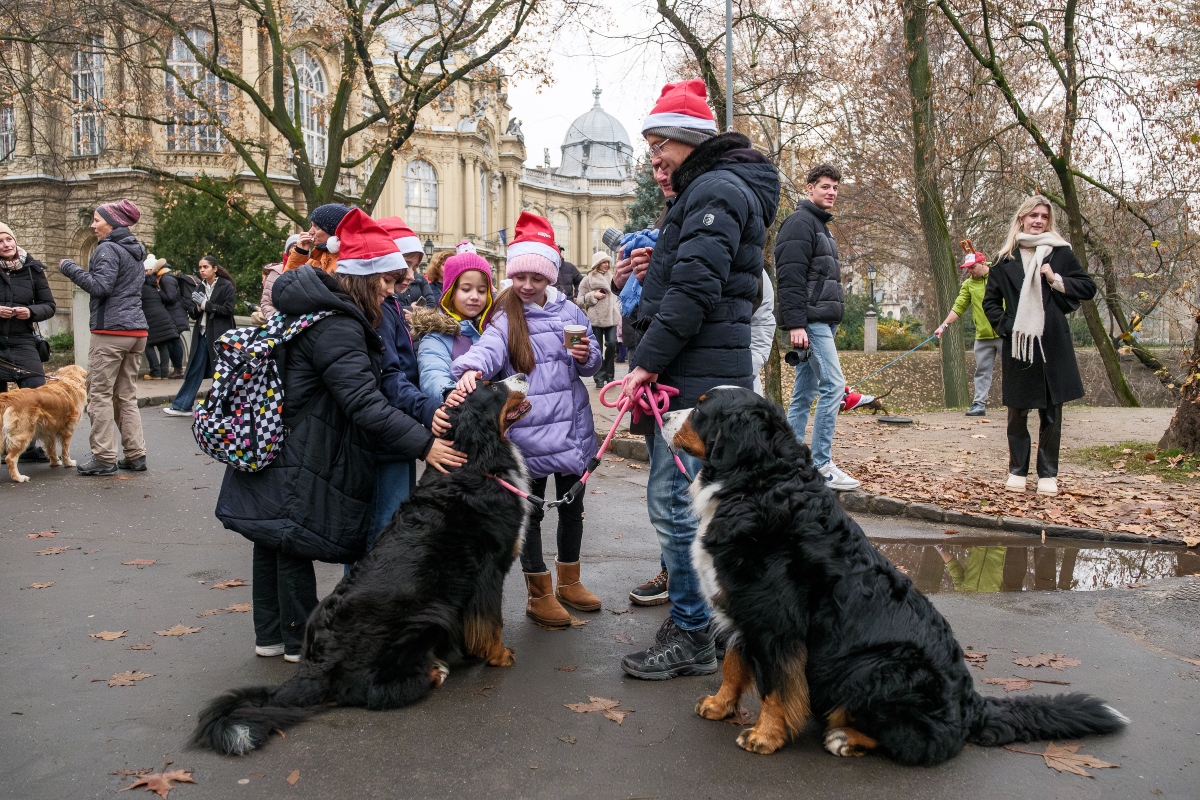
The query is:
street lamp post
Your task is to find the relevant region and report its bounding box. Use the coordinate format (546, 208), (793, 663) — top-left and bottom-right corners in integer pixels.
(864, 265), (879, 354)
(423, 238), (434, 268)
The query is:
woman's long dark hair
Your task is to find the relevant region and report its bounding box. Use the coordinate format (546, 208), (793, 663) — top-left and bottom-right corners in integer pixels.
(489, 287), (535, 375)
(336, 273), (384, 329)
(200, 254), (234, 283)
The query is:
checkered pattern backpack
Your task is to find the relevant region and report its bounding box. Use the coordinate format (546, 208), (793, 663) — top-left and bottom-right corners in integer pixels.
(192, 311), (337, 472)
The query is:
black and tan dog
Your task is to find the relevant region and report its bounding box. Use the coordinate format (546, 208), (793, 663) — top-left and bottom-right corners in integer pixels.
(662, 387), (1127, 765)
(192, 375), (533, 756)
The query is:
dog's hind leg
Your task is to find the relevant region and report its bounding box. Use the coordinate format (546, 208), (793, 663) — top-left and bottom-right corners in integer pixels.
(465, 614), (515, 667)
(3, 415), (30, 482)
(696, 647), (753, 721)
(823, 709), (879, 757)
(366, 651), (447, 710)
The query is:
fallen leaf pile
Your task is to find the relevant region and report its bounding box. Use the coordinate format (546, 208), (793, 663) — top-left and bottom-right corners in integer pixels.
(564, 696), (634, 724)
(1004, 742), (1119, 778)
(118, 768), (195, 798)
(1013, 653), (1082, 670)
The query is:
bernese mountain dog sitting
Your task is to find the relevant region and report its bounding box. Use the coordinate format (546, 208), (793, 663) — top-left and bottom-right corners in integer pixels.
(192, 375), (533, 756)
(662, 387), (1127, 765)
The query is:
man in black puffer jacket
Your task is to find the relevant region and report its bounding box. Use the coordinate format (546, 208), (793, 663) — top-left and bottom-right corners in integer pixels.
(618, 79), (779, 681)
(774, 164), (859, 492)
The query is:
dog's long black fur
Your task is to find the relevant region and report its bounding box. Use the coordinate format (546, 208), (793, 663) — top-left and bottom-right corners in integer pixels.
(674, 388), (1128, 766)
(191, 377), (533, 756)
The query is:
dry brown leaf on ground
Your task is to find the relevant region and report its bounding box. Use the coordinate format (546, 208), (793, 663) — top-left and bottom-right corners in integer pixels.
(1184, 534), (1200, 548)
(1013, 653), (1082, 670)
(210, 578), (248, 590)
(121, 559), (156, 567)
(565, 696), (634, 724)
(982, 677), (1034, 692)
(103, 670), (154, 687)
(118, 768), (195, 798)
(1004, 742), (1119, 777)
(568, 616), (588, 628)
(963, 652), (987, 668)
(127, 644), (152, 651)
(286, 769), (300, 786)
(35, 546), (74, 556)
(196, 609), (222, 617)
(224, 603), (252, 613)
(612, 633), (634, 645)
(90, 630), (127, 641)
(26, 530), (58, 538)
(155, 624), (202, 637)
(555, 665), (578, 672)
(29, 582), (54, 589)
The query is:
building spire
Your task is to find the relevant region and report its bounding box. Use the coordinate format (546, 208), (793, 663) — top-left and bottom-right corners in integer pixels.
(592, 83), (602, 107)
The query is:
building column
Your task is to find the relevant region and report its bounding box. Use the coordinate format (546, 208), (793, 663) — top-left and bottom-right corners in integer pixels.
(463, 156), (477, 238)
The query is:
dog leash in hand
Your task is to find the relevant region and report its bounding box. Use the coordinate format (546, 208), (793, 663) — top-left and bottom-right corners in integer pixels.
(489, 380), (690, 510)
(847, 334), (938, 389)
(0, 356), (60, 380)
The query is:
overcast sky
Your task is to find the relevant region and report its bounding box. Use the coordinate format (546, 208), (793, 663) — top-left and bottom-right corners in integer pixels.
(505, 1), (673, 168)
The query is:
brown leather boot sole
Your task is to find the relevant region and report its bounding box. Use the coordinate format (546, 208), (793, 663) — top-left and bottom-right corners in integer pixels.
(556, 591), (601, 612)
(526, 606), (571, 628)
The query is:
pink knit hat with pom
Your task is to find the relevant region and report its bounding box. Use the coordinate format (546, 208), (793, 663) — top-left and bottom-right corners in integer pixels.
(439, 240), (494, 320)
(503, 211), (560, 283)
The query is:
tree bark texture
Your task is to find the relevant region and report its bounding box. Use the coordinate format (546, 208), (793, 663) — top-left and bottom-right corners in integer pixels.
(1159, 314), (1200, 453)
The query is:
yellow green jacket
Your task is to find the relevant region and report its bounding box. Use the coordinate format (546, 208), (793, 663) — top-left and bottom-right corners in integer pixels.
(945, 547), (1007, 593)
(952, 275), (997, 340)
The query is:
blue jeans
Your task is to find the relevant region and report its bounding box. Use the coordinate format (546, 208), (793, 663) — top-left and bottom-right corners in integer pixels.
(645, 427), (707, 631)
(787, 322), (843, 467)
(169, 333), (207, 411)
(369, 459), (415, 547)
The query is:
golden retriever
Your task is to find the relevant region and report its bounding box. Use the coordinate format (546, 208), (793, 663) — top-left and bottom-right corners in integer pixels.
(1, 365), (87, 482)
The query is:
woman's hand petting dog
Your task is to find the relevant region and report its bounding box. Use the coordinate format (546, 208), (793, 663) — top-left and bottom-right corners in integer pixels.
(424, 439), (467, 473)
(431, 406), (452, 436)
(454, 370), (483, 395)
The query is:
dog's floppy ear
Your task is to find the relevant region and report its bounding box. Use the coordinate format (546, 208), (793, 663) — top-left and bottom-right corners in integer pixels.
(707, 407), (772, 472)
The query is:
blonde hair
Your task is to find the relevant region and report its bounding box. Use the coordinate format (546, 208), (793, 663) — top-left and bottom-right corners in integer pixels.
(999, 195), (1060, 259)
(427, 250), (451, 283)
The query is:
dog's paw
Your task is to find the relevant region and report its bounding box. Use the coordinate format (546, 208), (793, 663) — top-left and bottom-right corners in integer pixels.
(486, 647), (515, 667)
(696, 695), (735, 721)
(13, 474), (30, 483)
(736, 726), (783, 755)
(63, 459), (75, 467)
(824, 728), (867, 757)
(430, 659), (450, 687)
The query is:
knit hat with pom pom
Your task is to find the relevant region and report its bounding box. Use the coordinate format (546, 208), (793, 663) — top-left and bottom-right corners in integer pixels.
(440, 239), (494, 324)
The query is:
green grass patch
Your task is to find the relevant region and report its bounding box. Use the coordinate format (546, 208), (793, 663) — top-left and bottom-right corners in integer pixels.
(1071, 441), (1200, 481)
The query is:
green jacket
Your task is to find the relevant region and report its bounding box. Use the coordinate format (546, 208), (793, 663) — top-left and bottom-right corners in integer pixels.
(952, 275), (997, 340)
(944, 547), (1007, 593)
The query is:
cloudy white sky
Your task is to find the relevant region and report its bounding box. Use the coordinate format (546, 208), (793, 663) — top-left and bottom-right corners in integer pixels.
(504, 1), (675, 168)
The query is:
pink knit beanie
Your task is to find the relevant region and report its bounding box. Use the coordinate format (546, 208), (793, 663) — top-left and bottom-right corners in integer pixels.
(504, 253), (559, 283)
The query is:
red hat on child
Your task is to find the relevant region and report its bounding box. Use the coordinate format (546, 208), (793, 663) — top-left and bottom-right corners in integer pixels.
(332, 209), (409, 276)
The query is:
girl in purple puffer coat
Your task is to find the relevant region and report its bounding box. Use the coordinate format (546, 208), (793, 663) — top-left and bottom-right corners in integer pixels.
(453, 218), (602, 629)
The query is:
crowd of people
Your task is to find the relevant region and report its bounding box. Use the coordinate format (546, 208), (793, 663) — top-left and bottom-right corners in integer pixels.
(0, 76), (1096, 677)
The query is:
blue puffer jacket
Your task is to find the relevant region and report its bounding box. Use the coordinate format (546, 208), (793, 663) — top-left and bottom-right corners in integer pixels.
(379, 296), (440, 427)
(412, 306), (482, 401)
(451, 288), (601, 478)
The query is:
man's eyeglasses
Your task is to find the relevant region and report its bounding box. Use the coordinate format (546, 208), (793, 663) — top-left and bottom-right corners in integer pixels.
(649, 140), (669, 157)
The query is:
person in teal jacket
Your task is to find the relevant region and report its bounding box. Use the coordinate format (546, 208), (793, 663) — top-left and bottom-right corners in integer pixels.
(936, 249), (1000, 416)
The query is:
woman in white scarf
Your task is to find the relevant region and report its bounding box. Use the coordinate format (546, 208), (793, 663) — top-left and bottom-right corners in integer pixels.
(982, 196), (1097, 497)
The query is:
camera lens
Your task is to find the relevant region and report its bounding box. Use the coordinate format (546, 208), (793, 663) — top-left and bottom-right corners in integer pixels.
(784, 347), (810, 366)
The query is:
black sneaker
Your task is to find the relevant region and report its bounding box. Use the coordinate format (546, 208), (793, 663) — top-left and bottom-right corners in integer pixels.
(19, 445), (50, 463)
(117, 456), (147, 471)
(965, 403), (986, 417)
(621, 617), (717, 680)
(629, 568), (669, 606)
(76, 455), (117, 476)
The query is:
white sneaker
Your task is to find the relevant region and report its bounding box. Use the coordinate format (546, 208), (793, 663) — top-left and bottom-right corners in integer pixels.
(1005, 473), (1026, 492)
(283, 652), (301, 663)
(255, 643), (284, 657)
(162, 407), (192, 417)
(818, 463), (861, 491)
(1037, 477), (1058, 496)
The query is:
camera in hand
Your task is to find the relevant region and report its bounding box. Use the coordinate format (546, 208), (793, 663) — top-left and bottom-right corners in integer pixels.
(784, 346), (811, 366)
(601, 227), (623, 252)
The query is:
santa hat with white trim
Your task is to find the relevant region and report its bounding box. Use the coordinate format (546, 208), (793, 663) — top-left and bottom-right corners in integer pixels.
(504, 211), (561, 282)
(641, 79), (719, 147)
(376, 216), (423, 256)
(332, 208), (409, 276)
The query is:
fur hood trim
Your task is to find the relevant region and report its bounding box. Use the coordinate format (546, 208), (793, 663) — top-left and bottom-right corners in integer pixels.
(410, 305), (463, 338)
(671, 132), (768, 196)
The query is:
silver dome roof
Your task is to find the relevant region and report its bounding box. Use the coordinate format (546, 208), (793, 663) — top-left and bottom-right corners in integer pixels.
(557, 87), (634, 180)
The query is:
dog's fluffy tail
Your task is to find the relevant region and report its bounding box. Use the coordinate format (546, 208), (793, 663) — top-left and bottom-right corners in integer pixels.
(190, 682), (327, 756)
(969, 692), (1128, 746)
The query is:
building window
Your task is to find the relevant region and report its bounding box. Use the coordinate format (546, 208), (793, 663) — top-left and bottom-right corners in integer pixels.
(292, 48), (327, 167)
(592, 214), (618, 262)
(404, 159), (438, 232)
(479, 169), (488, 236)
(165, 29), (227, 152)
(0, 103), (14, 161)
(71, 35), (105, 156)
(553, 212), (571, 260)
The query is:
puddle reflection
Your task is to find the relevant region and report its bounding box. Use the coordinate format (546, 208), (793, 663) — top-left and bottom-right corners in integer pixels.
(870, 540), (1200, 593)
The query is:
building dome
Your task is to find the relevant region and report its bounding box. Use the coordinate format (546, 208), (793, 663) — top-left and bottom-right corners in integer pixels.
(556, 87), (634, 180)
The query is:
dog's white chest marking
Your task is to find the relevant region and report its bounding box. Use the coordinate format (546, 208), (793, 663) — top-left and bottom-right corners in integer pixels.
(689, 478), (733, 633)
(507, 444), (532, 552)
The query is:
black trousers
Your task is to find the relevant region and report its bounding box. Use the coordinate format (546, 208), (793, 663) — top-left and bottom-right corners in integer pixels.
(1007, 404), (1062, 478)
(520, 473), (584, 573)
(252, 543), (318, 655)
(593, 325), (617, 383)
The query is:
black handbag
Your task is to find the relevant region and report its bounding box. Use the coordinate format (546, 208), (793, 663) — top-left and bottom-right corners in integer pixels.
(33, 323), (50, 362)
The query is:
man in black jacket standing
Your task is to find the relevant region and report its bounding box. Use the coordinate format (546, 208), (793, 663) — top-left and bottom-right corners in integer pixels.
(555, 246), (582, 300)
(774, 165), (859, 491)
(617, 79), (779, 680)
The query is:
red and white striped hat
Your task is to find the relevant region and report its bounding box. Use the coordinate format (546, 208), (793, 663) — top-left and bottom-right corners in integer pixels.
(641, 79), (719, 146)
(376, 216), (423, 256)
(505, 211), (560, 266)
(332, 208), (409, 276)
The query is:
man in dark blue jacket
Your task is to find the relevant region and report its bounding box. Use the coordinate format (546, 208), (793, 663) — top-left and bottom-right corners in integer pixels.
(617, 79), (779, 680)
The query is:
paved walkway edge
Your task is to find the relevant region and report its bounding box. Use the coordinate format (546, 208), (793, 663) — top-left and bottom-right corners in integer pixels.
(137, 392), (202, 409)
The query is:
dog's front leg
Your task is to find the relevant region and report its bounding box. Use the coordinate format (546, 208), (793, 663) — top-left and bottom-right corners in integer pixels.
(736, 652), (809, 755)
(696, 647), (752, 721)
(482, 623), (515, 668)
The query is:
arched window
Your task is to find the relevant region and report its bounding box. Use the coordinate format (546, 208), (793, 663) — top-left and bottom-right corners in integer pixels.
(71, 35), (105, 156)
(404, 160), (438, 232)
(479, 169), (488, 236)
(0, 103), (14, 161)
(553, 211), (571, 260)
(592, 214), (618, 262)
(292, 48), (327, 166)
(165, 29), (227, 152)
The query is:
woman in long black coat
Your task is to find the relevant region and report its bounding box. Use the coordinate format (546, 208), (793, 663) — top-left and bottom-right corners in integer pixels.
(983, 196), (1096, 497)
(163, 255), (236, 415)
(0, 224), (55, 391)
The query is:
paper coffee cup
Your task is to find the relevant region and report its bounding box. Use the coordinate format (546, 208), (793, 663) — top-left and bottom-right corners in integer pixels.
(564, 324), (587, 348)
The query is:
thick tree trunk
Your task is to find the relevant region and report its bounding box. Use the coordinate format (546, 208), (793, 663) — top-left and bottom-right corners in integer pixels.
(1159, 314), (1200, 453)
(903, 0), (970, 408)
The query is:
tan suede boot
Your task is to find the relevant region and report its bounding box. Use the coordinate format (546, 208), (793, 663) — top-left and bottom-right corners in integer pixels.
(525, 571), (571, 628)
(555, 560), (601, 612)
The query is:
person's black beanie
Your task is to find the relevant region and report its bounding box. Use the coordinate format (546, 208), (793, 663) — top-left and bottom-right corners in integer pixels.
(310, 204), (351, 236)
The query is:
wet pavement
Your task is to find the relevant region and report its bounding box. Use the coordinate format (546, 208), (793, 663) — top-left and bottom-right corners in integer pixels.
(2, 413), (1199, 799)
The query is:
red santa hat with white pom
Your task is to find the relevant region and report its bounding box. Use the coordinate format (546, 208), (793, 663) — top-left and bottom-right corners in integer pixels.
(376, 216), (424, 256)
(332, 208), (410, 275)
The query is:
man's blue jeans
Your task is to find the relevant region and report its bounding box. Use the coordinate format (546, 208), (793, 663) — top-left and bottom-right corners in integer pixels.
(644, 427), (707, 631)
(787, 322), (843, 467)
(169, 332), (208, 412)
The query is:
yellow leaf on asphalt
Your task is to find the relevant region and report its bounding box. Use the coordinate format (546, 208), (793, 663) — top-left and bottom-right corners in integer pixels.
(90, 630), (127, 641)
(155, 624), (202, 637)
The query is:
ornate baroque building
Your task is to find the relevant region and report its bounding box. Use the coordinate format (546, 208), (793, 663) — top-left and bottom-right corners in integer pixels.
(0, 19), (634, 333)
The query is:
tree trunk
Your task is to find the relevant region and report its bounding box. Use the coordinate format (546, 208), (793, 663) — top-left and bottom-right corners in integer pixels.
(1159, 313), (1200, 453)
(1052, 163), (1140, 407)
(903, 0), (970, 408)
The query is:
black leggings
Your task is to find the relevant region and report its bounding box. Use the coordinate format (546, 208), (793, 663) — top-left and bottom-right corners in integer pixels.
(252, 544), (318, 655)
(520, 472), (584, 573)
(145, 337), (183, 377)
(1007, 404), (1063, 479)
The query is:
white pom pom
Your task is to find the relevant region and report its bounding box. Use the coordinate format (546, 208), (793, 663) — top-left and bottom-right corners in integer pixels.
(456, 239), (477, 254)
(326, 236), (340, 254)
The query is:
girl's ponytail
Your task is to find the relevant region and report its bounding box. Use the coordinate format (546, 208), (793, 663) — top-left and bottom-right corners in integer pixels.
(491, 287), (535, 375)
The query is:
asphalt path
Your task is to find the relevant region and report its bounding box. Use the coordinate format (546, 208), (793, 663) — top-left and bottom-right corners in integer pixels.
(2, 411), (1198, 799)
